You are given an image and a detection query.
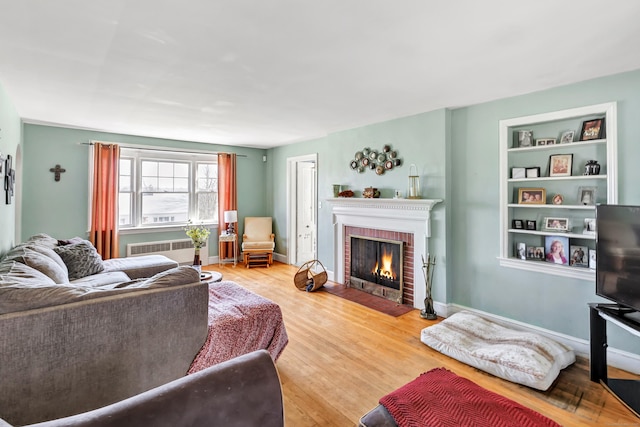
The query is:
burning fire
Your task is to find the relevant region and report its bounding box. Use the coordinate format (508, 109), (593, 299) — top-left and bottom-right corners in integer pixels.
(372, 249), (396, 280)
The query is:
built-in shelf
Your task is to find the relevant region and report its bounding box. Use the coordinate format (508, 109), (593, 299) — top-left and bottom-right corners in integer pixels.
(499, 102), (617, 280)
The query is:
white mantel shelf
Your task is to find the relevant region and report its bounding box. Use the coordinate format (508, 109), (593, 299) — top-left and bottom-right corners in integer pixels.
(328, 197), (443, 309)
(326, 197), (442, 211)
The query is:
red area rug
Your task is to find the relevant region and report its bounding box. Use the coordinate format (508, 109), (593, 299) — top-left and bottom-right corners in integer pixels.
(322, 283), (414, 317)
(380, 368), (560, 427)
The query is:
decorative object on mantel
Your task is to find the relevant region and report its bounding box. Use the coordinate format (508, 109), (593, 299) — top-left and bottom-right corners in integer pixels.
(350, 144), (402, 174)
(407, 164), (421, 199)
(362, 187), (380, 198)
(49, 164), (66, 181)
(420, 254), (437, 320)
(338, 189), (354, 197)
(184, 220), (211, 273)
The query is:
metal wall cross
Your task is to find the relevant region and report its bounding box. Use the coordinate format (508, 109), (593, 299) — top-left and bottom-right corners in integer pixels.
(49, 164), (66, 181)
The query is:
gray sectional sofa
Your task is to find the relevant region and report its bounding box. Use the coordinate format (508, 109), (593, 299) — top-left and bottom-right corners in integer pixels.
(0, 234), (209, 426)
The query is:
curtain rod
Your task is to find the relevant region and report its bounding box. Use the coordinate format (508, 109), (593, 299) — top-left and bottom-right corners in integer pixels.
(80, 141), (247, 157)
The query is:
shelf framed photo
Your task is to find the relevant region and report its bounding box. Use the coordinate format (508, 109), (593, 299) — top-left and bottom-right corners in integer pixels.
(578, 186), (597, 205)
(511, 167), (526, 179)
(535, 138), (556, 146)
(525, 167), (540, 178)
(515, 130), (533, 148)
(517, 187), (546, 204)
(549, 153), (572, 177)
(570, 245), (588, 267)
(512, 219), (524, 229)
(526, 220), (537, 230)
(583, 218), (596, 235)
(544, 217), (570, 232)
(560, 130), (575, 144)
(580, 118), (605, 141)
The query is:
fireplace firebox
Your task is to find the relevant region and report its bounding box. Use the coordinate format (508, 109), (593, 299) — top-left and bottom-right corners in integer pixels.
(349, 235), (403, 303)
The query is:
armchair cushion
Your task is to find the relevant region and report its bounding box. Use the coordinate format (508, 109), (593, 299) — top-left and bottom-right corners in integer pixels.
(241, 217), (275, 252)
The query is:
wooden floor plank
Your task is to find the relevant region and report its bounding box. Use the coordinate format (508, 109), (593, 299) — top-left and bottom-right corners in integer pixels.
(205, 262), (640, 426)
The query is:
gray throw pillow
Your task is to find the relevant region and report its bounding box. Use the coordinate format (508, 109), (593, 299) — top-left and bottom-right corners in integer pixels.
(21, 248), (69, 284)
(54, 241), (105, 280)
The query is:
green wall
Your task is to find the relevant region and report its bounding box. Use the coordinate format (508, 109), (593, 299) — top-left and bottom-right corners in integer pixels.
(449, 70), (640, 353)
(21, 124), (268, 257)
(0, 83), (22, 254)
(268, 109), (449, 304)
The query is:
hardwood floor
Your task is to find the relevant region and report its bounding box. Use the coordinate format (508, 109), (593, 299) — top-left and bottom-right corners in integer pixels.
(204, 262), (640, 426)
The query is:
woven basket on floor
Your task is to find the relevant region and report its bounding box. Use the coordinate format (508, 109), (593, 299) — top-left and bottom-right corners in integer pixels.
(294, 260), (328, 292)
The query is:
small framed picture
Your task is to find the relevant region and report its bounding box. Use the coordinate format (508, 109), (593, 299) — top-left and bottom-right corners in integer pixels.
(511, 167), (526, 179)
(570, 245), (588, 267)
(516, 130), (533, 147)
(525, 167), (540, 178)
(544, 217), (570, 232)
(580, 118), (605, 141)
(545, 236), (569, 265)
(549, 154), (573, 177)
(526, 220), (537, 230)
(589, 249), (597, 269)
(536, 138), (556, 146)
(527, 247), (536, 259)
(552, 194), (564, 205)
(583, 218), (596, 235)
(560, 130), (575, 144)
(578, 187), (597, 205)
(516, 242), (526, 260)
(512, 219), (524, 229)
(533, 246), (545, 260)
(517, 188), (546, 204)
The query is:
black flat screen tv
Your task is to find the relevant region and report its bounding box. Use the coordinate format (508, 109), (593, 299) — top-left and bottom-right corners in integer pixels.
(596, 204), (640, 312)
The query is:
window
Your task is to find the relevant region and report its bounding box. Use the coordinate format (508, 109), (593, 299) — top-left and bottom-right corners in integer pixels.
(118, 148), (217, 228)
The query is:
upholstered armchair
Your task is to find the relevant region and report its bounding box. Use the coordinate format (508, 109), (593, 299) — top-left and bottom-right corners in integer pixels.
(242, 217), (275, 268)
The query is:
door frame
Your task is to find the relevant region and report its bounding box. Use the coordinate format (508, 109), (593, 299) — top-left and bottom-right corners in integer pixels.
(286, 153), (318, 266)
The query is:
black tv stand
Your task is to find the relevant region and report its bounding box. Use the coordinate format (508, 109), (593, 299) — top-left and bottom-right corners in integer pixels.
(589, 303), (640, 418)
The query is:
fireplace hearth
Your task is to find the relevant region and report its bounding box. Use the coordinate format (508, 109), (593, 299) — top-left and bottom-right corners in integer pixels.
(349, 235), (403, 303)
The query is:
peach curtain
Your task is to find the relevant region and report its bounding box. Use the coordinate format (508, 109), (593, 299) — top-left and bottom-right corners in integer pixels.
(218, 153), (237, 260)
(90, 143), (120, 259)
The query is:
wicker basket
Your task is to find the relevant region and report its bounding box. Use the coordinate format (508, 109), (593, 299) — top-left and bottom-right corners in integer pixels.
(294, 260), (328, 292)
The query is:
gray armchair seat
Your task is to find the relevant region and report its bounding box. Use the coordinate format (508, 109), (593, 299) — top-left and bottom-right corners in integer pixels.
(0, 350), (284, 427)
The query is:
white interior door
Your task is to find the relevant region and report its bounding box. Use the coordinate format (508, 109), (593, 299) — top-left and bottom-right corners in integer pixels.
(296, 161), (316, 263)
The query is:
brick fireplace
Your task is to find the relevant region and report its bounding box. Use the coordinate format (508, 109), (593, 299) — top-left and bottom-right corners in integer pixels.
(346, 228), (413, 305)
(328, 197), (441, 309)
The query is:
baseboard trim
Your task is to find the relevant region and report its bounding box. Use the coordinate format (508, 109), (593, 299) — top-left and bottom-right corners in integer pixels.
(322, 268), (640, 374)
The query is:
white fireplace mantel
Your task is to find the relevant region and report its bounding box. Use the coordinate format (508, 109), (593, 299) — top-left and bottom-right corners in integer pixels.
(327, 197), (442, 309)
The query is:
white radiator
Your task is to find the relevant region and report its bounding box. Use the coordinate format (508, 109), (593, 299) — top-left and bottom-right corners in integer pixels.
(126, 239), (209, 265)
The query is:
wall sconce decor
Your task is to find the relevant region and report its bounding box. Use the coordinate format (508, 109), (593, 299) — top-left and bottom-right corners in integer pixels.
(350, 145), (402, 175)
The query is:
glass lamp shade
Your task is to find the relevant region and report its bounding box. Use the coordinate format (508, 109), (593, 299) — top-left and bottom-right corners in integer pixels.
(223, 210), (238, 233)
(407, 164), (421, 199)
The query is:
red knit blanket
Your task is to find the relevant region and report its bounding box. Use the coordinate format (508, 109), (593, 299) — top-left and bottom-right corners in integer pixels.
(380, 368), (560, 427)
(187, 281), (289, 374)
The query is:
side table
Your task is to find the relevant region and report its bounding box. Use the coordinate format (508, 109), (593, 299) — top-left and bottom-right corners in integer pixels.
(200, 271), (223, 284)
(218, 233), (237, 267)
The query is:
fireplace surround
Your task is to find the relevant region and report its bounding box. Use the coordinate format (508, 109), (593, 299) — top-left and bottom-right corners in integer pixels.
(328, 197), (442, 309)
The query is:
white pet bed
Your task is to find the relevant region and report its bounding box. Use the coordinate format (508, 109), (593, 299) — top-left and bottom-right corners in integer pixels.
(420, 311), (575, 390)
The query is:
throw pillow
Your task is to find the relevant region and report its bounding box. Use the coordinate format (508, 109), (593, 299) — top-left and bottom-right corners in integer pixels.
(21, 248), (69, 284)
(57, 236), (85, 246)
(54, 241), (105, 280)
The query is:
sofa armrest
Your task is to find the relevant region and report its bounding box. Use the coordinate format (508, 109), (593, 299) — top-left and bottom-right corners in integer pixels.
(0, 281), (209, 426)
(24, 350), (284, 427)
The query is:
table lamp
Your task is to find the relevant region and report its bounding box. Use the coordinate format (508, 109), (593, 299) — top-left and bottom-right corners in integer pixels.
(223, 210), (238, 234)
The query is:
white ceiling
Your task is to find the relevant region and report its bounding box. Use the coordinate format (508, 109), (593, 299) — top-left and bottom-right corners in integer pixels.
(1, 1), (639, 149)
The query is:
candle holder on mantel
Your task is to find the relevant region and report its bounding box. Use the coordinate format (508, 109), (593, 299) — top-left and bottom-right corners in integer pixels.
(408, 164), (421, 199)
(420, 254), (437, 320)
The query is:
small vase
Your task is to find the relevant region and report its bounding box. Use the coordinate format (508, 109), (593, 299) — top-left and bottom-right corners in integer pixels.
(193, 248), (202, 269)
